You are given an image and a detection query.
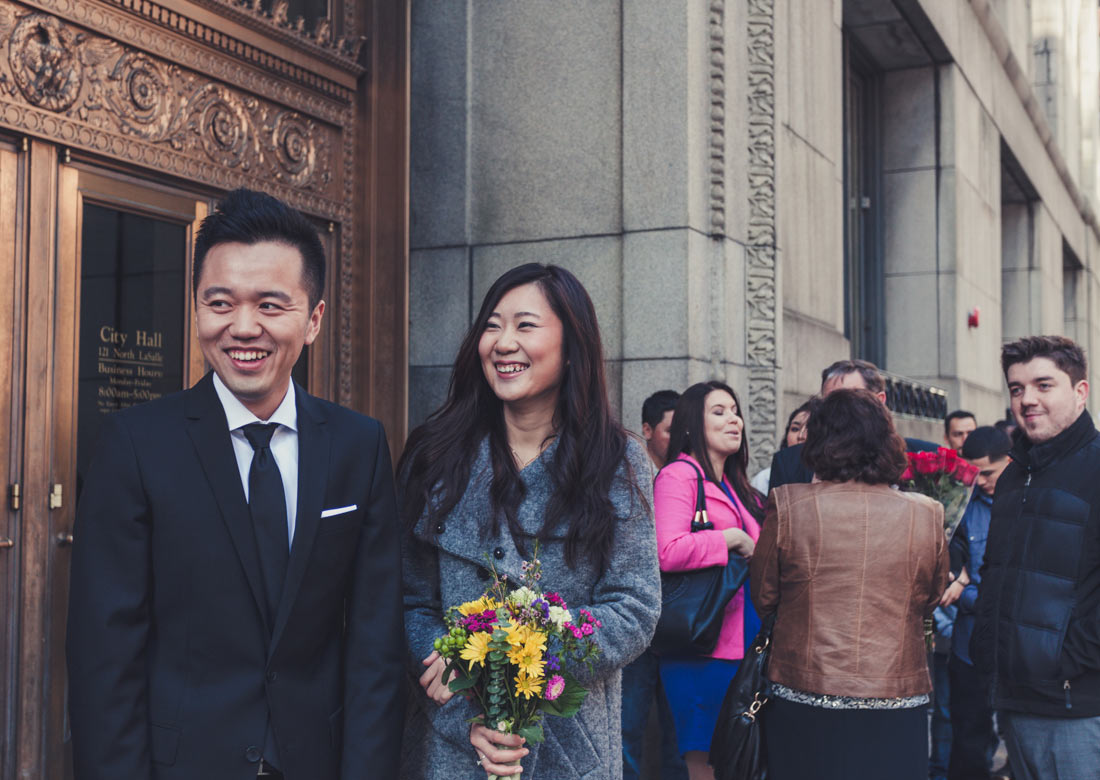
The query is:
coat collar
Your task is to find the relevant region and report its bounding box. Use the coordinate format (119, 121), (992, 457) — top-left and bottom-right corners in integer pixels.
(417, 436), (561, 578)
(1010, 410), (1097, 473)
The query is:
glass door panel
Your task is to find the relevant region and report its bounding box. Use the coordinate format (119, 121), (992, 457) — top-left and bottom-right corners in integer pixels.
(76, 204), (187, 486)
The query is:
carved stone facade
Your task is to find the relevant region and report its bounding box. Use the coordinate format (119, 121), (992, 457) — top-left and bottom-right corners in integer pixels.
(745, 0), (777, 473)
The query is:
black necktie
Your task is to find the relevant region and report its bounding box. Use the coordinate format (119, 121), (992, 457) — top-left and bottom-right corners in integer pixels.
(242, 423), (289, 630)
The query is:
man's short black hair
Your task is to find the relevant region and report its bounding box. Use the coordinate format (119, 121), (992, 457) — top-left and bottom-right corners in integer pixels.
(945, 409), (976, 436)
(961, 425), (1012, 462)
(193, 188), (326, 308)
(642, 390), (679, 428)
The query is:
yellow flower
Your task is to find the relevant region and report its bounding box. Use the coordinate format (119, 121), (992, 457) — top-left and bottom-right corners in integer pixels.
(460, 631), (492, 668)
(504, 622), (547, 652)
(508, 637), (546, 679)
(503, 621), (529, 647)
(514, 670), (544, 700)
(458, 597), (499, 616)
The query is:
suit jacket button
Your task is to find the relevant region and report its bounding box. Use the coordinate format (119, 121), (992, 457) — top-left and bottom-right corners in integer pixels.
(245, 746), (261, 763)
(493, 547), (505, 560)
(266, 670), (277, 683)
(435, 522), (446, 534)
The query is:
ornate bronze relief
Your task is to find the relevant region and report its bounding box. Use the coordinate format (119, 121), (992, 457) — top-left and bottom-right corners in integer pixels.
(0, 2), (340, 213)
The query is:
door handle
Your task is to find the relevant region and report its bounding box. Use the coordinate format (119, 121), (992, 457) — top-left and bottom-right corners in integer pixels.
(56, 532), (73, 547)
(0, 538), (12, 549)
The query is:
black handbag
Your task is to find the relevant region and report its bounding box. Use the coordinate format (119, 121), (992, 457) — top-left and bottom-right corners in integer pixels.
(710, 613), (776, 780)
(649, 460), (750, 656)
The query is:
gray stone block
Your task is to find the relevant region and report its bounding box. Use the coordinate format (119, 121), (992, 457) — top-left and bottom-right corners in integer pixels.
(410, 1), (469, 250)
(622, 0), (691, 232)
(409, 248), (470, 367)
(408, 365), (454, 431)
(884, 272), (940, 377)
(468, 3), (623, 243)
(884, 169), (937, 276)
(882, 68), (936, 172)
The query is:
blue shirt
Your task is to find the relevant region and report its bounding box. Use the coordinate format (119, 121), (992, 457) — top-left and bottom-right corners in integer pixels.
(950, 491), (993, 666)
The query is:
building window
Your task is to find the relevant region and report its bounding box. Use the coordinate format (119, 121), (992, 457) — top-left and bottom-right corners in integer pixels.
(842, 37), (884, 366)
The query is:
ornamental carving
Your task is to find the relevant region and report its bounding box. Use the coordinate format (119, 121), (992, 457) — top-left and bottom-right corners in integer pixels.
(9, 13), (82, 110)
(708, 0), (725, 237)
(0, 1), (333, 195)
(745, 0), (777, 474)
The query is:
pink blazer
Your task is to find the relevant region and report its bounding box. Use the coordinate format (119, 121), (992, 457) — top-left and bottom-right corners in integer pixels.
(654, 454), (761, 660)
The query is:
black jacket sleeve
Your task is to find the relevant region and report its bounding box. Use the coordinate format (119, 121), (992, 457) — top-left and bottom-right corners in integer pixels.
(66, 414), (154, 780)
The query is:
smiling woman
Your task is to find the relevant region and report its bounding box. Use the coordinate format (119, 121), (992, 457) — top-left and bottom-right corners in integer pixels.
(398, 263), (661, 780)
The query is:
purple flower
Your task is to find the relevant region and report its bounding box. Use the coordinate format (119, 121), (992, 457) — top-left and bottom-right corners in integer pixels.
(545, 654), (560, 671)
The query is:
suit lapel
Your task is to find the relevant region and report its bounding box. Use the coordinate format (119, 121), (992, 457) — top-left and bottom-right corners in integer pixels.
(270, 386), (330, 651)
(184, 373), (270, 634)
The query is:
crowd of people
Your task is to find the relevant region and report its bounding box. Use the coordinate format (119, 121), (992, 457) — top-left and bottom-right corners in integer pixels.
(64, 190), (1100, 780)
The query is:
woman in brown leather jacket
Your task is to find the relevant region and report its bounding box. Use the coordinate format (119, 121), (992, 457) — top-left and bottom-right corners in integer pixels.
(749, 388), (949, 780)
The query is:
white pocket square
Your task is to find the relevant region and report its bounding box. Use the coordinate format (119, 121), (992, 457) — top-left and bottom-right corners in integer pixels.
(321, 505), (357, 518)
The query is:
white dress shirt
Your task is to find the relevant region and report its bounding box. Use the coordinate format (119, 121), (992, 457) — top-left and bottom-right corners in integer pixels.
(213, 373), (299, 545)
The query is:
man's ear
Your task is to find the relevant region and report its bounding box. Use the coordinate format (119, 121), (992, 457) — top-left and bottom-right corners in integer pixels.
(1075, 378), (1090, 410)
(875, 391), (887, 405)
(641, 422), (653, 441)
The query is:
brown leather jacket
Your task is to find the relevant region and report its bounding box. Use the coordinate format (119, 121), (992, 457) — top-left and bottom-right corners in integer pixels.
(750, 481), (949, 699)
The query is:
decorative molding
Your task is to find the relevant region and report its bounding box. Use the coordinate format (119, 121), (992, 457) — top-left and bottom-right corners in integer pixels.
(185, 0), (365, 68)
(19, 0), (354, 119)
(745, 0), (777, 474)
(0, 3), (345, 213)
(337, 101), (354, 406)
(707, 0), (725, 237)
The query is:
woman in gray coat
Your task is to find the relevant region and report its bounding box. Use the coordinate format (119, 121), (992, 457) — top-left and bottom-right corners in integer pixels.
(398, 264), (661, 779)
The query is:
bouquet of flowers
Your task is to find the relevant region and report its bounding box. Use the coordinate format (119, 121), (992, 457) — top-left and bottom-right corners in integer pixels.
(899, 446), (980, 540)
(433, 549), (601, 777)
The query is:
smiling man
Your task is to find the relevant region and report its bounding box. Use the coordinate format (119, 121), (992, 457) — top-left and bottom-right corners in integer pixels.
(971, 335), (1100, 780)
(67, 189), (404, 780)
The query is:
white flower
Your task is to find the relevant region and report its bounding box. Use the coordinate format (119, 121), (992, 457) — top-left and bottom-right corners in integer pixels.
(508, 586), (537, 607)
(548, 605), (572, 630)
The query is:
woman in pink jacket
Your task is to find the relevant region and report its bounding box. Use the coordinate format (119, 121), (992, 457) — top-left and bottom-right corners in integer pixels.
(654, 380), (763, 780)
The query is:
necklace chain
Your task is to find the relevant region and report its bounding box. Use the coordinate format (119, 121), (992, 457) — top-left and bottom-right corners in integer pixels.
(510, 437), (554, 469)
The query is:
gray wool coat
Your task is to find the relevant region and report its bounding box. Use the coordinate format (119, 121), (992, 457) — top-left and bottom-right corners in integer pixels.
(400, 437), (660, 780)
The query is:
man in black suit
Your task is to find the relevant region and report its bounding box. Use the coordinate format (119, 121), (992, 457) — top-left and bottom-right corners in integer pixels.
(67, 190), (404, 780)
(767, 359), (938, 492)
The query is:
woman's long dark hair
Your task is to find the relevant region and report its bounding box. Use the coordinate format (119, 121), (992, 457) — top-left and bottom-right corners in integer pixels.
(664, 381), (764, 522)
(397, 263), (638, 569)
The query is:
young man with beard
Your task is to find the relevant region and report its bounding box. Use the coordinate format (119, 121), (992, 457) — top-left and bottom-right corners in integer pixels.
(971, 335), (1100, 780)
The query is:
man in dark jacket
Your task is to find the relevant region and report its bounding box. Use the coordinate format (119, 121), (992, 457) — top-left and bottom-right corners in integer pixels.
(971, 335), (1100, 780)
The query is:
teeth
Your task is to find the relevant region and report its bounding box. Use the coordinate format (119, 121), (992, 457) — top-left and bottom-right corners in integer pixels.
(229, 350), (268, 362)
(497, 364), (527, 374)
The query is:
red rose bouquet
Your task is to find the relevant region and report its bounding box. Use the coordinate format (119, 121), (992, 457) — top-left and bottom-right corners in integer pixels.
(899, 446), (980, 540)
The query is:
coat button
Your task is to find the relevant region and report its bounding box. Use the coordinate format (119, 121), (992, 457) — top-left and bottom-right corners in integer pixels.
(266, 670), (277, 682)
(245, 746), (261, 763)
(434, 522), (446, 534)
(477, 567), (491, 581)
(493, 547), (505, 560)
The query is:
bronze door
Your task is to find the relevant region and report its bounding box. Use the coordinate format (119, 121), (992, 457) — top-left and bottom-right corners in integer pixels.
(6, 154), (206, 780)
(0, 140), (26, 780)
